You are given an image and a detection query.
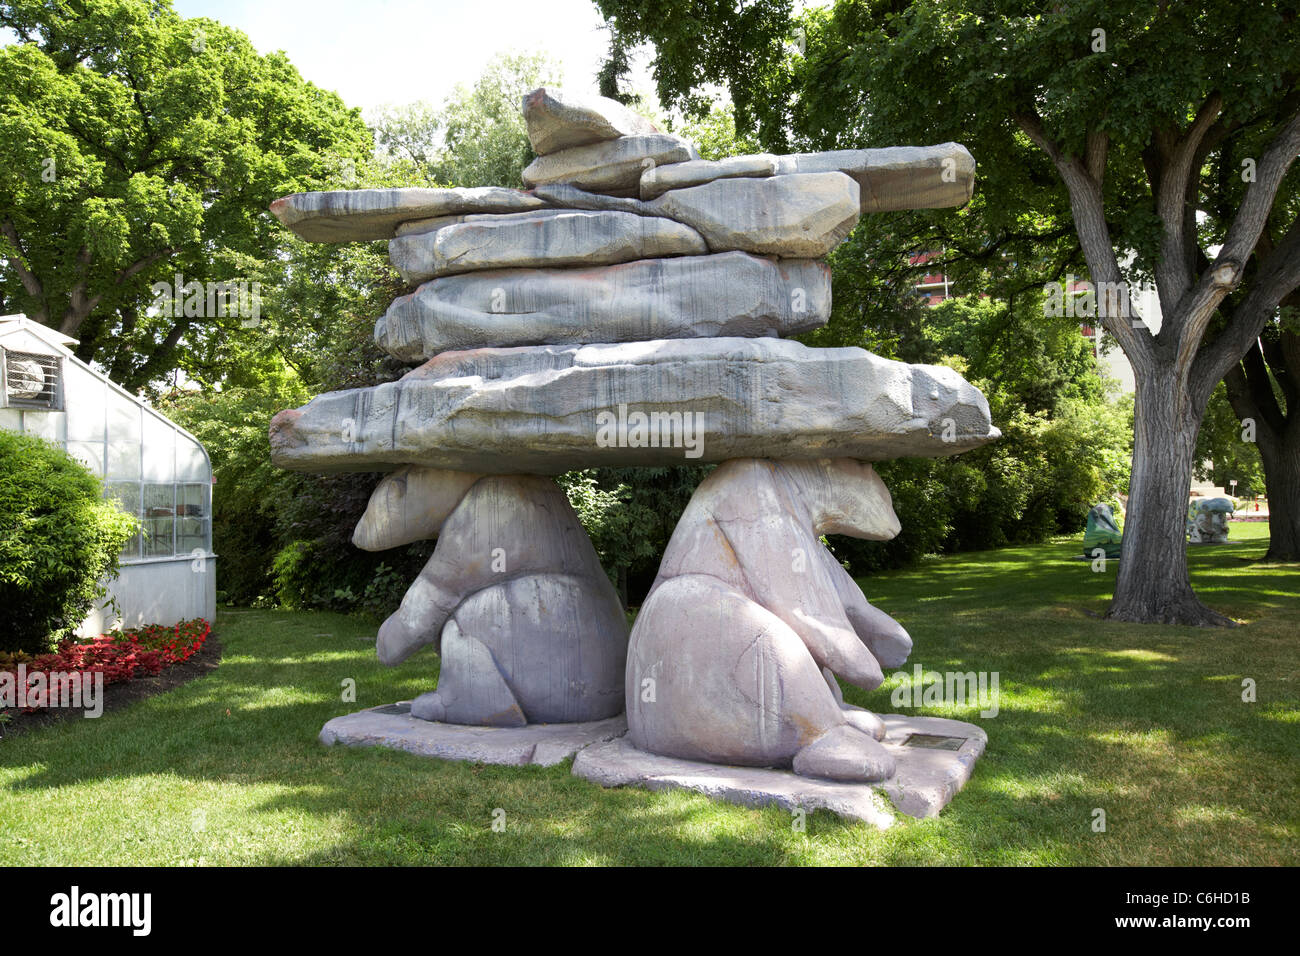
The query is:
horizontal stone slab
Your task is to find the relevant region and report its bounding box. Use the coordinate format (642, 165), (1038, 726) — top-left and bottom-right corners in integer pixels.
(646, 171), (861, 258)
(268, 337), (1000, 474)
(522, 134), (699, 197)
(571, 713), (987, 823)
(639, 144), (976, 211)
(321, 703), (629, 767)
(375, 252), (831, 360)
(785, 144), (975, 212)
(270, 187), (550, 242)
(530, 182), (667, 217)
(639, 153), (780, 199)
(522, 87), (659, 155)
(388, 209), (708, 285)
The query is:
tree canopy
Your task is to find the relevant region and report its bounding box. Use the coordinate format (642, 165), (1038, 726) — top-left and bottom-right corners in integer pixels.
(0, 0), (374, 390)
(596, 0), (1300, 623)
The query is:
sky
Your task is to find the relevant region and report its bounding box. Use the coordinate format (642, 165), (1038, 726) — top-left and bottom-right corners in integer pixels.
(173, 0), (654, 113)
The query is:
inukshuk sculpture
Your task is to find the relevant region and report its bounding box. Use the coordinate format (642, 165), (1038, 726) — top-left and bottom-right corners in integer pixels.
(269, 88), (999, 820)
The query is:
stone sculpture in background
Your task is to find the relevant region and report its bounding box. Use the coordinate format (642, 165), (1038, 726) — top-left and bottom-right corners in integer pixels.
(271, 87), (996, 822)
(1188, 496), (1235, 545)
(1083, 503), (1124, 559)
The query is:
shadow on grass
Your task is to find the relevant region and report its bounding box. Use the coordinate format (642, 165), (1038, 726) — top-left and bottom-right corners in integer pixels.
(1, 535), (1296, 865)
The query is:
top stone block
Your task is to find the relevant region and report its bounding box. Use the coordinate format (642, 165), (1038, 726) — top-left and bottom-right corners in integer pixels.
(522, 87), (660, 155)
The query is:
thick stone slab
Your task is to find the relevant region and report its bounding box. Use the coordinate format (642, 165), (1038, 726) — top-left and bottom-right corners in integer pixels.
(376, 252), (831, 360)
(320, 702), (628, 767)
(268, 337), (1001, 474)
(522, 134), (699, 197)
(522, 87), (659, 155)
(646, 172), (861, 257)
(571, 714), (986, 824)
(270, 187), (550, 243)
(638, 144), (976, 211)
(388, 209), (707, 284)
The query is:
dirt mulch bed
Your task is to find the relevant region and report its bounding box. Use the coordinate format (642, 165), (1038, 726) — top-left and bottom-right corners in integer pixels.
(0, 632), (223, 741)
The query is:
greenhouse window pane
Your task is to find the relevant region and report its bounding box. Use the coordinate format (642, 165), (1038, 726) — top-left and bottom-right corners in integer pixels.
(106, 440), (141, 481)
(105, 481), (142, 561)
(66, 440), (105, 477)
(176, 436), (209, 482)
(22, 409), (65, 441)
(142, 483), (175, 557)
(64, 373), (106, 441)
(177, 483), (211, 555)
(141, 417), (176, 482)
(107, 394), (141, 444)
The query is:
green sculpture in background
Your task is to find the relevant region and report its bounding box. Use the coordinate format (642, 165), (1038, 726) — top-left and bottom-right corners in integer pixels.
(1083, 503), (1124, 559)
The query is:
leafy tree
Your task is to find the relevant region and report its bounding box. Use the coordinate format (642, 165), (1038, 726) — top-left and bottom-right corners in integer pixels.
(0, 0), (374, 390)
(596, 0), (1300, 624)
(1222, 318), (1299, 558)
(1195, 384), (1266, 499)
(825, 294), (1133, 572)
(370, 52), (562, 188)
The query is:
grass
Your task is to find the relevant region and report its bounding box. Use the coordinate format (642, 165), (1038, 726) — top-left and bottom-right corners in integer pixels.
(1, 521), (1296, 865)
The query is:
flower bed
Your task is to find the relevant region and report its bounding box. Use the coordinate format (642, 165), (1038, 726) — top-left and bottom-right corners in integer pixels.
(0, 619), (210, 712)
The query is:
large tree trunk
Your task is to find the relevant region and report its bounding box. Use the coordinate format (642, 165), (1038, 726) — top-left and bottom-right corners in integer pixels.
(1108, 367), (1236, 625)
(1256, 424), (1300, 562)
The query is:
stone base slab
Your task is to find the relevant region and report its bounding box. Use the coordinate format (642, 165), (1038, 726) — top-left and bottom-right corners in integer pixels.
(319, 702), (627, 767)
(570, 714), (986, 827)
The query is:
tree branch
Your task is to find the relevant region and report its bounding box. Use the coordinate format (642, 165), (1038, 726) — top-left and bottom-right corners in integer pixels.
(0, 218), (48, 321)
(1177, 107), (1300, 377)
(1193, 213), (1300, 404)
(1015, 108), (1149, 362)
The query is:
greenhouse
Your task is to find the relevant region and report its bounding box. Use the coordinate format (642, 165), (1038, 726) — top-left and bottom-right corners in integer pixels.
(0, 315), (216, 633)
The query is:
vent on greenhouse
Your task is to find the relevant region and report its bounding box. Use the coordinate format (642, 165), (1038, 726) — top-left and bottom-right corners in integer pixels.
(2, 349), (62, 410)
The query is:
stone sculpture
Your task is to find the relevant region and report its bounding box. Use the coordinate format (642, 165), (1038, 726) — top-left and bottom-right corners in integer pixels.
(1188, 496), (1235, 544)
(1083, 503), (1124, 559)
(626, 459), (911, 781)
(353, 466), (627, 725)
(272, 87), (995, 820)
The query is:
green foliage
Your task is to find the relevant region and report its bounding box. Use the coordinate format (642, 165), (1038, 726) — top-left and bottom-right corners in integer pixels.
(671, 103), (762, 161)
(0, 0), (376, 392)
(816, 295), (1133, 572)
(1196, 382), (1266, 496)
(370, 52), (562, 188)
(160, 367), (308, 605)
(558, 466), (710, 605)
(0, 430), (135, 652)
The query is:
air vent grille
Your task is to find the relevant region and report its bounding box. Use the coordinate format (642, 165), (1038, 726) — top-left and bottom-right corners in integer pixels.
(3, 349), (62, 409)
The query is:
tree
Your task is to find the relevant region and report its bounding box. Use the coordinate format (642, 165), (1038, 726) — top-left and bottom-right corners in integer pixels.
(1223, 317), (1299, 559)
(370, 52), (562, 188)
(596, 0), (1300, 624)
(0, 0), (374, 390)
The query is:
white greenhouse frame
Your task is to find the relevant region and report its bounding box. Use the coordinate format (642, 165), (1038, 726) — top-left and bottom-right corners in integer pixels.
(0, 316), (217, 634)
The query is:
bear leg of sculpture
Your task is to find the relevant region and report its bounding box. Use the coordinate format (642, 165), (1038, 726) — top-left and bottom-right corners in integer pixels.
(411, 619), (526, 726)
(440, 572), (628, 723)
(365, 470), (629, 725)
(626, 574), (895, 782)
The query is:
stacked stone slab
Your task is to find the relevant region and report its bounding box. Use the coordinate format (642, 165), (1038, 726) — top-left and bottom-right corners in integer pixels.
(269, 87), (995, 806)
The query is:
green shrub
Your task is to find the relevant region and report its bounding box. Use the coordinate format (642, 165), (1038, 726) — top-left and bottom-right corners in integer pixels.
(0, 430), (136, 653)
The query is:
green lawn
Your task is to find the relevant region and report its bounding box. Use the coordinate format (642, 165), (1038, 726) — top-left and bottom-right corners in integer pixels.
(1, 521), (1296, 865)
